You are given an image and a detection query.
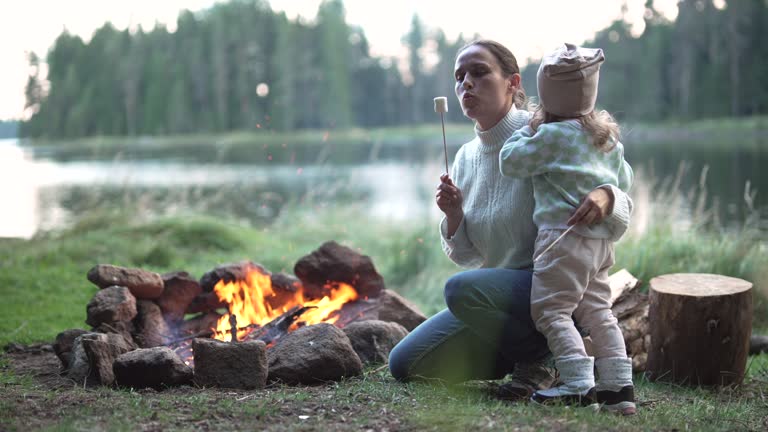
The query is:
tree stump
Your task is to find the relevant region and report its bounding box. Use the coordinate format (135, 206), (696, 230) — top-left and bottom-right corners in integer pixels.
(646, 273), (752, 387)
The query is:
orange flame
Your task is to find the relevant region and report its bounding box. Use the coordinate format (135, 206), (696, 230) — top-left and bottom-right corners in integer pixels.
(211, 267), (358, 341)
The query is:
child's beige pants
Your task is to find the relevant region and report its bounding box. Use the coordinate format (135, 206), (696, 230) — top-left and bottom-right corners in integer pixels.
(531, 229), (627, 359)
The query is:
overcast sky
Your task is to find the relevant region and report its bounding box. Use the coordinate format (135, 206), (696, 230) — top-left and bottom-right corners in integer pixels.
(0, 0), (682, 120)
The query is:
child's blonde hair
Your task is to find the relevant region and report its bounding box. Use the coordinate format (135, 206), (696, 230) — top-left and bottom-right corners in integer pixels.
(529, 105), (620, 152)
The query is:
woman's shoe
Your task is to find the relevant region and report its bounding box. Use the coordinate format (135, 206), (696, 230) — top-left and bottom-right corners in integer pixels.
(497, 354), (557, 401)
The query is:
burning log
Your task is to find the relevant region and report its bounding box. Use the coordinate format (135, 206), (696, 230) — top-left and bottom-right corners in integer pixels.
(229, 314), (238, 342)
(165, 305), (316, 346)
(244, 305), (317, 346)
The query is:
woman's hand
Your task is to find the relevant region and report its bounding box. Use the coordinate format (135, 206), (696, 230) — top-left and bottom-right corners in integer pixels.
(567, 186), (614, 226)
(436, 174), (464, 218)
(437, 174), (464, 237)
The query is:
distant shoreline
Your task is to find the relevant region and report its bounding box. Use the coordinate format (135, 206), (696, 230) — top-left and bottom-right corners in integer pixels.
(16, 115), (768, 149)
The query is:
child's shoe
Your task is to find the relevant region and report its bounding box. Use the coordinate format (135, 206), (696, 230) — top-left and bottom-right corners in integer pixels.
(529, 355), (598, 409)
(595, 357), (636, 416)
(531, 385), (598, 408)
(596, 385), (636, 415)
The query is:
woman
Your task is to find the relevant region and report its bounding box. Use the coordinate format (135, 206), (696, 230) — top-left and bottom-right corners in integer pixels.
(388, 40), (633, 398)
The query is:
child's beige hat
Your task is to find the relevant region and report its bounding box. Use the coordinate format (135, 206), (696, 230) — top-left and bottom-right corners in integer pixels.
(537, 43), (604, 117)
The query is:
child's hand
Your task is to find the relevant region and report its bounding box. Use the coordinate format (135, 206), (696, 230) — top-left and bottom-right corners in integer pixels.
(436, 174), (464, 218)
(568, 187), (612, 225)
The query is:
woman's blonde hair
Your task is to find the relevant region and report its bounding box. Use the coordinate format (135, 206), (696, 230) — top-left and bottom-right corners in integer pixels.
(529, 105), (620, 151)
(458, 40), (527, 109)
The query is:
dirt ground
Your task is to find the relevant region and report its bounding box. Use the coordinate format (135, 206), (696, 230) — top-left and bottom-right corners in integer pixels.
(0, 344), (416, 431)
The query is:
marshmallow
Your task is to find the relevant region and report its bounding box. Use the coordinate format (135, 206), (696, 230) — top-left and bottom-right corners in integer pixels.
(433, 97), (448, 113)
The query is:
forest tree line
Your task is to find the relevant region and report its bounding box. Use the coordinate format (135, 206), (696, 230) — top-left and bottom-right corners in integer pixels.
(19, 0), (768, 139)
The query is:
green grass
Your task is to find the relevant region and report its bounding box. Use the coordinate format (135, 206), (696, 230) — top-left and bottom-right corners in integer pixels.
(1, 356), (766, 431)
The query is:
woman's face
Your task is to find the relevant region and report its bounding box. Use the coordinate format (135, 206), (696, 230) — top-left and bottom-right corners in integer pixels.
(454, 45), (516, 130)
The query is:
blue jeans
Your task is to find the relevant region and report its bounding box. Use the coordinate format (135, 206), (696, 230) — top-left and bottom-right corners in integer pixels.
(389, 268), (550, 383)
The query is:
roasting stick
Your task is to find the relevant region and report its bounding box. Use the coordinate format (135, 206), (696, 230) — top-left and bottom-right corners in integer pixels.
(533, 225), (575, 263)
(433, 97), (449, 174)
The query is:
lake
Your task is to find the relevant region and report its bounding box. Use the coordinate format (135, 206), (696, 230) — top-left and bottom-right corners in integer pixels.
(1, 131), (766, 239)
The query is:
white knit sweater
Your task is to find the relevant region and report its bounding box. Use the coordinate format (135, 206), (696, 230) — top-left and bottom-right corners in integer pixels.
(440, 107), (632, 270)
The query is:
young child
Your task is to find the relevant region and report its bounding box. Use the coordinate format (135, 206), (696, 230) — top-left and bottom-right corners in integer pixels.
(499, 43), (635, 415)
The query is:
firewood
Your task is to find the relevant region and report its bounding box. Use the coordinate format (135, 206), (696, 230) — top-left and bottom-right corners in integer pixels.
(229, 314), (238, 343)
(611, 292), (648, 319)
(646, 273), (752, 387)
(165, 305), (316, 346)
(609, 268), (641, 304)
(245, 305), (317, 345)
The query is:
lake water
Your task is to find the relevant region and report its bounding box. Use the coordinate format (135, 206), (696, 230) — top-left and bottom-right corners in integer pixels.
(1, 133), (766, 239)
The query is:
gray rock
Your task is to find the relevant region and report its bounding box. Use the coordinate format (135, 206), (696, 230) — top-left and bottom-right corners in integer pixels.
(53, 329), (89, 370)
(267, 323), (362, 385)
(343, 320), (408, 365)
(134, 300), (172, 348)
(94, 321), (135, 346)
(193, 339), (267, 389)
(157, 271), (202, 323)
(185, 292), (227, 314)
(178, 312), (222, 336)
(113, 347), (193, 389)
(294, 241), (384, 300)
(66, 333), (101, 386)
(376, 290), (426, 331)
(86, 286), (137, 328)
(81, 333), (136, 386)
(87, 264), (164, 299)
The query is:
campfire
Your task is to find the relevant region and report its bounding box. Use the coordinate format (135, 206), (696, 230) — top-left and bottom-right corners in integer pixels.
(50, 240), (654, 391)
(210, 268), (359, 342)
(52, 241), (426, 390)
